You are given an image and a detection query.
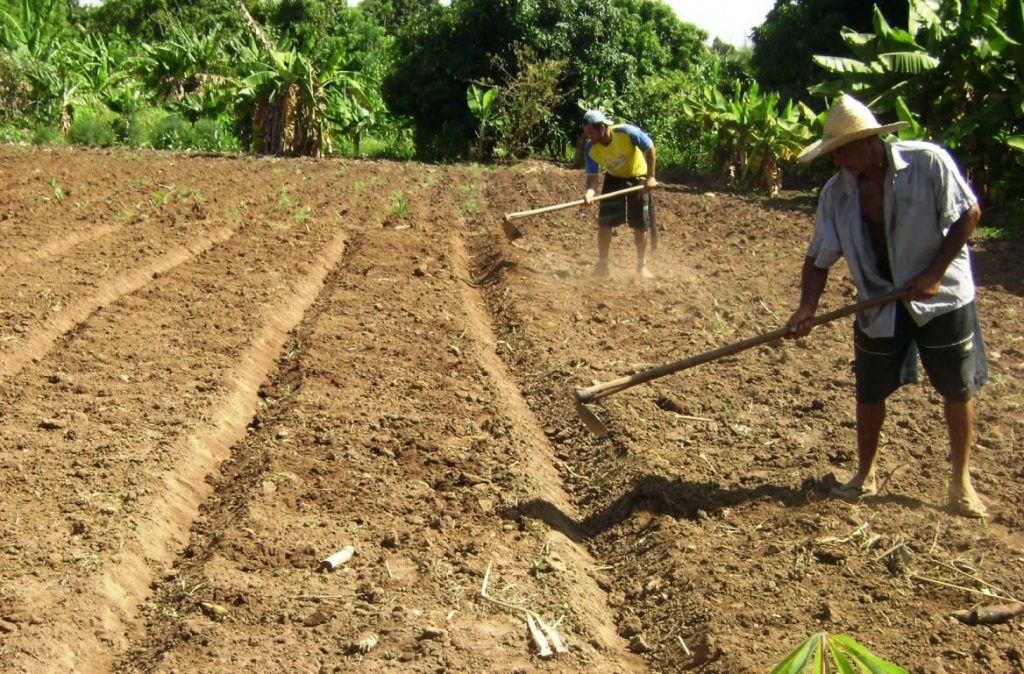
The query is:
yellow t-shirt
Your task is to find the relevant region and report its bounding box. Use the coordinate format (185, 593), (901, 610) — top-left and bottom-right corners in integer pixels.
(584, 124), (652, 178)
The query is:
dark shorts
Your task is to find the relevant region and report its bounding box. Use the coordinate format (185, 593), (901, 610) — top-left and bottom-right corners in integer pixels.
(853, 301), (987, 404)
(597, 175), (654, 230)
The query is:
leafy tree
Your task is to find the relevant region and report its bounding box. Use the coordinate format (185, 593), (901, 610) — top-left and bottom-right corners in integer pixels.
(80, 0), (243, 43)
(751, 0), (908, 104)
(383, 0), (712, 160)
(358, 0), (440, 35)
(808, 0), (1024, 206)
(490, 44), (568, 158)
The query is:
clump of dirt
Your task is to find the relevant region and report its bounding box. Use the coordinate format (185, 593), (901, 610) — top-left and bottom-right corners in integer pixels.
(1, 146), (1022, 674)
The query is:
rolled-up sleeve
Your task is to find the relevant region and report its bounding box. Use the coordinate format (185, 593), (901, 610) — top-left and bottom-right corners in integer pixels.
(929, 147), (977, 231)
(806, 182), (843, 269)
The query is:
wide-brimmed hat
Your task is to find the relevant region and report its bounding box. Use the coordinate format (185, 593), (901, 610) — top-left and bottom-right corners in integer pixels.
(798, 94), (909, 162)
(582, 109), (613, 126)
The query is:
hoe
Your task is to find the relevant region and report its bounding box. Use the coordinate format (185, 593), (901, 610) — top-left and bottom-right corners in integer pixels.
(574, 291), (907, 436)
(502, 184), (649, 240)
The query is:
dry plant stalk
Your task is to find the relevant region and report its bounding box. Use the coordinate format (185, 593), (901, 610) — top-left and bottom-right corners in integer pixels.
(480, 561), (568, 658)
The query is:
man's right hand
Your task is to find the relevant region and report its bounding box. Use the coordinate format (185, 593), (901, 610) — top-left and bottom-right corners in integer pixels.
(583, 189), (596, 204)
(785, 305), (817, 339)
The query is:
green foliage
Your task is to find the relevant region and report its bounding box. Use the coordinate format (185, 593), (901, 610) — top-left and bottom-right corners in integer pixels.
(490, 45), (568, 159)
(31, 124), (61, 145)
(383, 0), (713, 160)
(466, 82), (499, 160)
(80, 0), (243, 44)
(68, 116), (115, 147)
(808, 0), (1024, 206)
(0, 50), (32, 124)
(0, 0), (73, 60)
(681, 81), (817, 193)
(772, 632), (908, 674)
(192, 118), (238, 152)
(0, 123), (29, 142)
(151, 112), (192, 149)
(68, 105), (117, 146)
(751, 0), (909, 104)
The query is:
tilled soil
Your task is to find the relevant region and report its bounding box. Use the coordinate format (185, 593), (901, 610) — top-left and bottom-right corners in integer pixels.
(1, 145), (1022, 674)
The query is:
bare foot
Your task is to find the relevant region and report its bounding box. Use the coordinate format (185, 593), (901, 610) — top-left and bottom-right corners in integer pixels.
(948, 485), (988, 519)
(592, 262), (609, 277)
(635, 265), (653, 279)
(831, 476), (876, 501)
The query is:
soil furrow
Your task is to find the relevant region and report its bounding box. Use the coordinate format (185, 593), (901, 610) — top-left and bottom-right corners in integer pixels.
(0, 190), (349, 671)
(0, 225), (236, 378)
(450, 231), (646, 671)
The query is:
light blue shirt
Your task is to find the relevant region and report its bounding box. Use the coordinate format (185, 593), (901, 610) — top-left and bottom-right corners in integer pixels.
(807, 140), (978, 338)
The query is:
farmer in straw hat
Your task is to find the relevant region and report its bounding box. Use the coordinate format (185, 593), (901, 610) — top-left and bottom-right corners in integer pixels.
(785, 94), (989, 518)
(580, 109), (658, 279)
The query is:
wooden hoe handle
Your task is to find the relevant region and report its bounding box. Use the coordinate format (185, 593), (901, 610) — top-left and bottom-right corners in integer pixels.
(575, 291), (907, 405)
(503, 184), (649, 222)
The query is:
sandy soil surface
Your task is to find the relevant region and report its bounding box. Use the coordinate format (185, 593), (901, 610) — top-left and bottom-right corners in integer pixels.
(1, 145), (1022, 674)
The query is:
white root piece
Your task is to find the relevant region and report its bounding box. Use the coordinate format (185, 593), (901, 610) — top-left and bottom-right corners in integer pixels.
(526, 612), (553, 659)
(677, 635), (692, 656)
(535, 615), (568, 654)
(320, 545), (355, 571)
(481, 561), (568, 658)
(353, 632), (379, 653)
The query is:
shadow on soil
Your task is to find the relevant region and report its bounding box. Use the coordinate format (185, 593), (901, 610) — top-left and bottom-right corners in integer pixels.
(510, 474), (937, 544)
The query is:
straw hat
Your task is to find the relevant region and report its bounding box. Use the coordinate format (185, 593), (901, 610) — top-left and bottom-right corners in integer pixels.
(798, 94), (909, 162)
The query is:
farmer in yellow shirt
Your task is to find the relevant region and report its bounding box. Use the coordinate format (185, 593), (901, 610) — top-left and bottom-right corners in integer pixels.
(581, 109), (658, 278)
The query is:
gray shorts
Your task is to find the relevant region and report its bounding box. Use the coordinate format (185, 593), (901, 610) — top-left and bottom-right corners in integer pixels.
(853, 301), (987, 404)
(597, 175), (652, 230)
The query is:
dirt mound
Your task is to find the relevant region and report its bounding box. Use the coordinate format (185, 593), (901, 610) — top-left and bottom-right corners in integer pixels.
(1, 146), (1022, 673)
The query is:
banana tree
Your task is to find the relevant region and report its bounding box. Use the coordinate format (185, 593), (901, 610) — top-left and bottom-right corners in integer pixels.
(69, 31), (142, 114)
(231, 30), (371, 157)
(682, 81), (817, 194)
(0, 0), (69, 61)
(23, 44), (88, 133)
(809, 0), (1024, 203)
(466, 82), (499, 160)
(133, 20), (225, 105)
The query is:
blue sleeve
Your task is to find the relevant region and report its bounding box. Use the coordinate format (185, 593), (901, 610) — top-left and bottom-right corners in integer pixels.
(620, 124), (653, 151)
(583, 141), (600, 174)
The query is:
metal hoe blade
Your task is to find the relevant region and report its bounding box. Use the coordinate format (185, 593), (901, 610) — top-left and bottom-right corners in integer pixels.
(501, 215), (523, 240)
(574, 397), (608, 437)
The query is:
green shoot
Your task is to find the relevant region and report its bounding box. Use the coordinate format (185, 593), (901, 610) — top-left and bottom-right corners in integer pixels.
(771, 633), (909, 674)
(47, 178), (64, 202)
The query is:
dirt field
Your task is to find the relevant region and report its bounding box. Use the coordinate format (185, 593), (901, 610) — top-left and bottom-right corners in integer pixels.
(1, 145), (1022, 674)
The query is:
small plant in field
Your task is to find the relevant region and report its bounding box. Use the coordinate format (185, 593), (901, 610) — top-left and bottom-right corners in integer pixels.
(390, 190), (408, 219)
(293, 207), (310, 223)
(153, 190), (169, 205)
(277, 187), (292, 207)
(179, 187), (204, 203)
(772, 633), (908, 674)
(47, 178), (64, 202)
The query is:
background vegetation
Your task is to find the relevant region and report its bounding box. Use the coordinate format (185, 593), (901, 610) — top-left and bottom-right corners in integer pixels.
(1, 0), (1021, 220)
